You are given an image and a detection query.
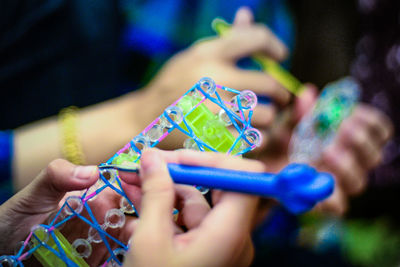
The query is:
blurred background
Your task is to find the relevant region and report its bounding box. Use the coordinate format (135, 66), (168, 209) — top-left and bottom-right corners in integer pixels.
(1, 0), (399, 266)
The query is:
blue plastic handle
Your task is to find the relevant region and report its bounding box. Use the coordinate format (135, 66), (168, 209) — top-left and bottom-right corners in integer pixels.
(168, 163), (334, 214)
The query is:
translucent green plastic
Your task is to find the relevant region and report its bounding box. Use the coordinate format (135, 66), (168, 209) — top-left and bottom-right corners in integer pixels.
(34, 229), (89, 267)
(178, 99), (237, 153)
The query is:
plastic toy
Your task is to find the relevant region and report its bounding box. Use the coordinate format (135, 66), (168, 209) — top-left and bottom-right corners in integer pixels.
(290, 77), (360, 163)
(0, 78), (333, 267)
(0, 78), (262, 267)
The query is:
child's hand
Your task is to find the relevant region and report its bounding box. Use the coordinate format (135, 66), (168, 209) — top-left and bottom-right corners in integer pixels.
(125, 149), (264, 267)
(314, 104), (393, 214)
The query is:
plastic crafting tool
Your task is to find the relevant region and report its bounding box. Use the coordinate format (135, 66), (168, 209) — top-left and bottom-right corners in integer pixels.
(212, 18), (305, 96)
(99, 163), (334, 214)
(290, 77), (360, 163)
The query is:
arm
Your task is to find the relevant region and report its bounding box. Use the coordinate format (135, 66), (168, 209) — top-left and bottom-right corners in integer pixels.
(12, 8), (290, 191)
(13, 90), (156, 190)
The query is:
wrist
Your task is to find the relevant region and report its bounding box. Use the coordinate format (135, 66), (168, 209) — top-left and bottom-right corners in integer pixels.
(79, 89), (157, 164)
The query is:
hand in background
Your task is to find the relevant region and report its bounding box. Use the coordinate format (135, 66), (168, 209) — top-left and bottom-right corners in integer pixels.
(125, 149), (264, 267)
(314, 103), (393, 214)
(141, 7), (290, 149)
(260, 86), (394, 216)
(12, 7), (289, 191)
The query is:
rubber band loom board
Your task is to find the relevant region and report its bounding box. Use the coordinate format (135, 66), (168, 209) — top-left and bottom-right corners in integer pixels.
(0, 77), (263, 267)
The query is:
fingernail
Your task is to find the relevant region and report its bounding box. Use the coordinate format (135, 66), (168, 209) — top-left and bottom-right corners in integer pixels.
(141, 150), (162, 175)
(73, 166), (97, 180)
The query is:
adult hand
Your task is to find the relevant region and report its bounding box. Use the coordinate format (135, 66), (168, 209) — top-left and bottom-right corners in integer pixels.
(125, 149), (264, 267)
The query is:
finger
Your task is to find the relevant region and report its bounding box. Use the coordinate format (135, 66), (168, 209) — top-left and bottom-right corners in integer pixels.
(215, 24), (288, 61)
(136, 149), (175, 238)
(175, 185), (211, 230)
(120, 181), (142, 214)
(36, 159), (98, 200)
(249, 129), (270, 152)
(118, 171), (141, 186)
(233, 6), (254, 27)
(45, 159), (99, 193)
(9, 159), (98, 214)
(193, 193), (258, 259)
(253, 198), (276, 228)
(159, 150), (264, 241)
(120, 218), (139, 244)
(251, 104), (276, 129)
(156, 150), (264, 235)
(352, 104), (394, 145)
(322, 145), (367, 195)
(337, 118), (383, 168)
(235, 235), (255, 267)
(118, 171), (143, 213)
(314, 186), (347, 216)
(293, 84), (318, 124)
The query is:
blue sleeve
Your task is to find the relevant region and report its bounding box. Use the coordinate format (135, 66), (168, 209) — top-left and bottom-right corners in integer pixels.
(0, 130), (14, 204)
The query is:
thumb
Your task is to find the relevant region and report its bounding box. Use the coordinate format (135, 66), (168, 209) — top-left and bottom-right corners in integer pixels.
(233, 6), (254, 27)
(9, 159), (98, 214)
(137, 149), (175, 237)
(33, 159), (98, 202)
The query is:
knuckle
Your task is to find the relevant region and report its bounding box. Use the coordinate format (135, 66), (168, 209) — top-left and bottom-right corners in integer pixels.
(366, 112), (385, 135)
(46, 159), (66, 178)
(348, 173), (367, 196)
(321, 145), (339, 167)
(264, 76), (290, 103)
(255, 25), (271, 44)
(338, 120), (354, 142)
(191, 39), (218, 58)
(187, 44), (207, 61)
(354, 178), (367, 195)
(370, 151), (383, 167)
(352, 128), (368, 149)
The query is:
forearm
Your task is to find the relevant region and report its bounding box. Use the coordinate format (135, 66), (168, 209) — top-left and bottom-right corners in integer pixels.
(13, 89), (157, 190)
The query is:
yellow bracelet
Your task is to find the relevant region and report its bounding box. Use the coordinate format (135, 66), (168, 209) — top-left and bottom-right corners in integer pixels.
(59, 106), (86, 165)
